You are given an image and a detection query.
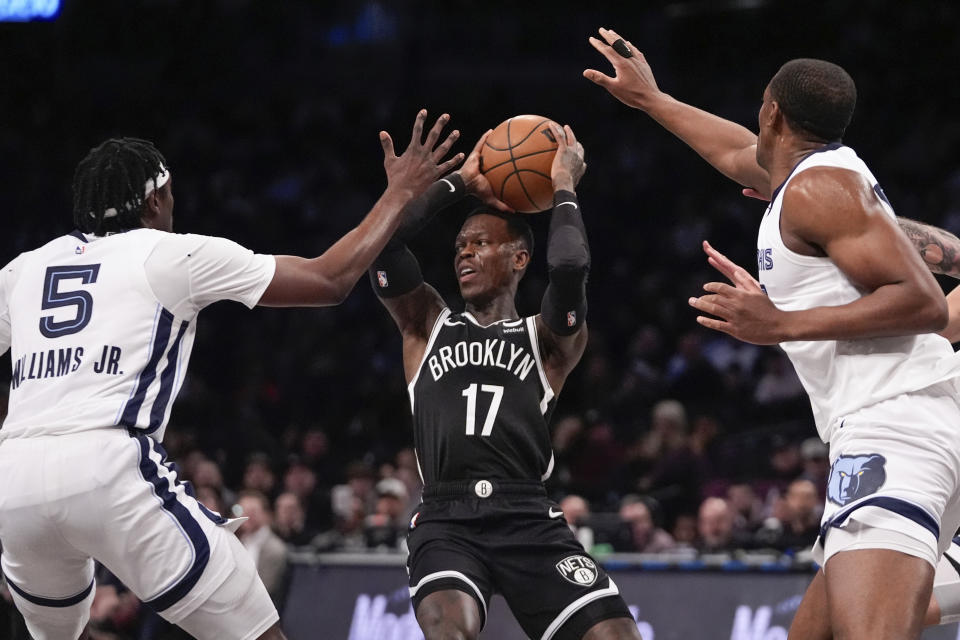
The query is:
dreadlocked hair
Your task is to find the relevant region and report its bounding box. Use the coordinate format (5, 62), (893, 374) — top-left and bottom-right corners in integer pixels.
(72, 138), (168, 235)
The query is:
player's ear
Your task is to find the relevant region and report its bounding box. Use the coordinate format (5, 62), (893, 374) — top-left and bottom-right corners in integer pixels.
(513, 248), (530, 272)
(767, 101), (785, 132)
(140, 191), (161, 226)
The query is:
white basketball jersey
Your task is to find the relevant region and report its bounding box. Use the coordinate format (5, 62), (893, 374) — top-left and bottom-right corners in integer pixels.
(0, 228), (275, 442)
(757, 144), (960, 442)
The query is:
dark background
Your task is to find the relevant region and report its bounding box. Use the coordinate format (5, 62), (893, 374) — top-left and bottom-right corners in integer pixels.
(2, 0), (959, 520)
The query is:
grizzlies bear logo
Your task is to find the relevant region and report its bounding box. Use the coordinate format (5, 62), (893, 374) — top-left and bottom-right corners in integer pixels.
(828, 454), (887, 506)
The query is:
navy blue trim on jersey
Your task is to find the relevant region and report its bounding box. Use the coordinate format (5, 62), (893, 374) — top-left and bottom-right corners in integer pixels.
(819, 496), (940, 544)
(120, 308), (174, 428)
(68, 230), (88, 243)
(767, 142), (845, 210)
(198, 503), (228, 525)
(2, 572), (93, 608)
(147, 319), (189, 433)
(132, 434), (210, 612)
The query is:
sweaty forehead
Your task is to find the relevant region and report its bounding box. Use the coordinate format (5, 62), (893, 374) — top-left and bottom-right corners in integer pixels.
(456, 214), (512, 242)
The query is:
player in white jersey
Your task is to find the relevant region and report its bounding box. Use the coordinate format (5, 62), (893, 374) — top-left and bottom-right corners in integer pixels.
(0, 110), (463, 640)
(586, 28), (960, 640)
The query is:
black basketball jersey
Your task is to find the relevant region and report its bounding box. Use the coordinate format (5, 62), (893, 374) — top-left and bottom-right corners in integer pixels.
(409, 309), (557, 483)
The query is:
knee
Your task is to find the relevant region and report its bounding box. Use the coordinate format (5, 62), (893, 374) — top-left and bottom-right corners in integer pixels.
(417, 599), (480, 640)
(420, 617), (479, 640)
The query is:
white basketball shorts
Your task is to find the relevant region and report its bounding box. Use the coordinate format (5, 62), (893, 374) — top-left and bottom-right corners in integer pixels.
(814, 380), (960, 569)
(0, 428), (278, 640)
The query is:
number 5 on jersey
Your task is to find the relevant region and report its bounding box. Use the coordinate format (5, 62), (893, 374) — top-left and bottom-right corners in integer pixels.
(462, 383), (504, 437)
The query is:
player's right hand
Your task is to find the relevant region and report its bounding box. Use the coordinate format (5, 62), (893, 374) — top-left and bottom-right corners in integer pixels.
(583, 27), (662, 111)
(459, 130), (513, 213)
(380, 110), (464, 197)
(550, 124), (586, 192)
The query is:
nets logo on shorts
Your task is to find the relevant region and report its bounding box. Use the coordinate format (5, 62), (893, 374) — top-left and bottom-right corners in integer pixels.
(828, 453), (887, 506)
(555, 555), (597, 587)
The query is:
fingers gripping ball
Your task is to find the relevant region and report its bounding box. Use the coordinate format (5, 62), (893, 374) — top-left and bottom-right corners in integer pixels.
(479, 115), (559, 213)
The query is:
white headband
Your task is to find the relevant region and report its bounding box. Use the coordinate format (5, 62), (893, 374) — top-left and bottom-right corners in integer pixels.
(99, 163), (170, 219)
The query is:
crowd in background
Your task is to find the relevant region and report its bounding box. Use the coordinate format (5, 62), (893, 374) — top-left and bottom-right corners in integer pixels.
(3, 1), (960, 637)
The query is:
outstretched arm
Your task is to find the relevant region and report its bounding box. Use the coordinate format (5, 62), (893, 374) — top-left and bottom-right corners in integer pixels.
(584, 27), (770, 196)
(536, 124), (590, 393)
(370, 132), (513, 382)
(257, 111), (463, 308)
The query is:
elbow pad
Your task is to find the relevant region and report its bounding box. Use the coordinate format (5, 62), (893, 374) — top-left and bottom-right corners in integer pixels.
(541, 191), (589, 335)
(369, 242), (423, 298)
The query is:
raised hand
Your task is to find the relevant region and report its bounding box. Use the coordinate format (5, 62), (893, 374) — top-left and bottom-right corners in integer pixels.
(689, 240), (787, 345)
(380, 110), (464, 197)
(583, 27), (663, 111)
(549, 123), (586, 192)
(459, 130), (513, 213)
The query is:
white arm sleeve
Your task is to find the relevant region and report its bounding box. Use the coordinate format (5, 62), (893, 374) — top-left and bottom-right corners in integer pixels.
(144, 233), (276, 319)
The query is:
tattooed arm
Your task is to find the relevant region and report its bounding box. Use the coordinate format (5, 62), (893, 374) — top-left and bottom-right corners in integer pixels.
(897, 217), (960, 279)
(896, 218), (960, 342)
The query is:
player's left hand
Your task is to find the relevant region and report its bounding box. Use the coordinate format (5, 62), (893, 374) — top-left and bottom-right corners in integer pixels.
(550, 123), (586, 192)
(689, 240), (788, 345)
(459, 130), (513, 213)
(583, 27), (663, 111)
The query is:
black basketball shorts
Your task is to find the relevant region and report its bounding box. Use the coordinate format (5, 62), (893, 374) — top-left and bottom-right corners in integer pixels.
(406, 480), (632, 640)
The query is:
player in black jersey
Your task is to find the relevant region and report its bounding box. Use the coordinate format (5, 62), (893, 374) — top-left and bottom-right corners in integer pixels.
(369, 125), (641, 640)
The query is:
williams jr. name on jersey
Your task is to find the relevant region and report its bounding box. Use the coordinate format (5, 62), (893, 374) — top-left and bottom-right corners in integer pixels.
(10, 343), (125, 389)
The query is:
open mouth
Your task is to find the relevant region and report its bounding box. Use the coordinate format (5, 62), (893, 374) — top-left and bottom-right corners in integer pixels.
(458, 266), (477, 283)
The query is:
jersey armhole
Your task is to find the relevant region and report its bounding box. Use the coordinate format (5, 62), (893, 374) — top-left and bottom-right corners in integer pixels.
(406, 307), (451, 411)
(525, 316), (556, 414)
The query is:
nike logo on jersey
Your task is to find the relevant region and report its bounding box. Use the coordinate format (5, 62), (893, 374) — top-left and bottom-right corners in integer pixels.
(548, 508), (564, 519)
(441, 178), (456, 193)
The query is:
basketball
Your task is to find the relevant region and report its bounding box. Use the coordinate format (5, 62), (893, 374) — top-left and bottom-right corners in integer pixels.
(479, 114), (559, 213)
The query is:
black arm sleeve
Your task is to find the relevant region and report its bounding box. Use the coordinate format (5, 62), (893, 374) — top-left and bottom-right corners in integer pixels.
(369, 174), (467, 298)
(395, 172), (467, 242)
(540, 190), (590, 335)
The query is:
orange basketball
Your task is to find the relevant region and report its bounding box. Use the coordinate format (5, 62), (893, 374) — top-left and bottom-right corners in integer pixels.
(479, 115), (559, 213)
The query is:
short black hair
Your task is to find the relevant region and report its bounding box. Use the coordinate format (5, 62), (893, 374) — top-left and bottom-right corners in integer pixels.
(465, 205), (535, 257)
(72, 137), (168, 235)
(768, 58), (857, 142)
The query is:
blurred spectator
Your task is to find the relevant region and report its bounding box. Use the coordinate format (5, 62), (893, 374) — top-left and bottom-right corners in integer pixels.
(285, 457), (331, 532)
(672, 514), (698, 549)
(560, 494), (593, 550)
(696, 497), (752, 552)
(800, 437), (830, 495)
(363, 478), (409, 550)
(274, 492), (314, 546)
(560, 494), (591, 528)
(300, 428), (339, 487)
(192, 458), (235, 510)
(618, 496), (676, 553)
(755, 479), (821, 551)
(726, 483), (763, 536)
(243, 453), (278, 499)
(632, 400), (707, 516)
(237, 491), (288, 605)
